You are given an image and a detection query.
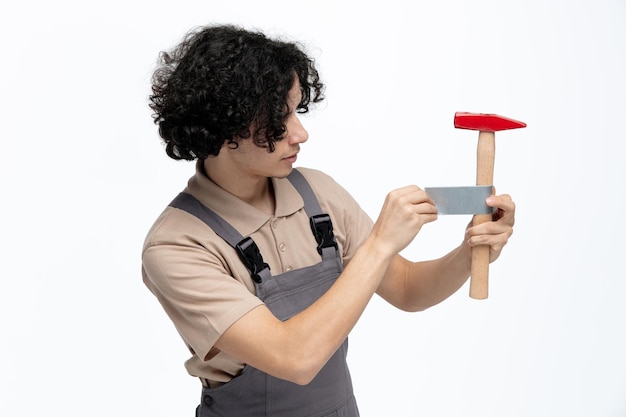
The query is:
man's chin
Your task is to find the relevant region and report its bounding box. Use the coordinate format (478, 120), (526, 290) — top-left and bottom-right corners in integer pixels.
(272, 166), (294, 180)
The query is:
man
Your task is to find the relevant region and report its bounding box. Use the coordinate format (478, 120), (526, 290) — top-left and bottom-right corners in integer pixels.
(142, 24), (515, 417)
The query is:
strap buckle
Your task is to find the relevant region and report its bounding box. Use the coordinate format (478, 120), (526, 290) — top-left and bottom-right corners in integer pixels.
(309, 214), (338, 256)
(235, 237), (269, 283)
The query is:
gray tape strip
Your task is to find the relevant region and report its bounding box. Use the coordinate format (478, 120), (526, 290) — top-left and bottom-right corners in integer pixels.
(425, 185), (495, 215)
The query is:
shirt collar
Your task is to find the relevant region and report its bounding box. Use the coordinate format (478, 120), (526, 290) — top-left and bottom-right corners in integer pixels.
(186, 160), (304, 237)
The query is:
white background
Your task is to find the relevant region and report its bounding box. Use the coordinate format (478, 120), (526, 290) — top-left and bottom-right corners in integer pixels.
(1, 1), (625, 416)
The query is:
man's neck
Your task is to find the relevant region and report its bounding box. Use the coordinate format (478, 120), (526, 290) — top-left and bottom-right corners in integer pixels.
(203, 158), (275, 215)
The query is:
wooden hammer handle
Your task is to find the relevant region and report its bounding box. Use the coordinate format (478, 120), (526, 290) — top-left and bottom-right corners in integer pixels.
(470, 131), (495, 299)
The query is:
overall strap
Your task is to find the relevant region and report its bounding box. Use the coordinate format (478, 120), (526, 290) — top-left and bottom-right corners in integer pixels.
(286, 169), (323, 217)
(169, 193), (271, 283)
(287, 169), (339, 259)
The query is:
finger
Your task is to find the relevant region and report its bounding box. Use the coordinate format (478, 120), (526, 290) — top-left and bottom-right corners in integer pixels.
(419, 212), (439, 225)
(466, 233), (511, 255)
(466, 224), (513, 247)
(404, 186), (436, 206)
(486, 194), (515, 213)
(389, 186), (437, 211)
(415, 201), (438, 215)
(486, 194), (515, 224)
(467, 218), (514, 236)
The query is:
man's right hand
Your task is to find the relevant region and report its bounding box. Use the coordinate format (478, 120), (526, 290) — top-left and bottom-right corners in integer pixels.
(370, 185), (438, 258)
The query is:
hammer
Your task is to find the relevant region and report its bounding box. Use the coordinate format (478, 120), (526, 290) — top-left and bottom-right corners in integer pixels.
(454, 112), (526, 299)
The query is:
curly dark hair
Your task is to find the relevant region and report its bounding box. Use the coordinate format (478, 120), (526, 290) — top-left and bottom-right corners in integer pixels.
(149, 24), (325, 160)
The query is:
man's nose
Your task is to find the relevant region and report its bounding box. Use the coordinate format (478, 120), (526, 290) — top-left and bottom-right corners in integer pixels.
(286, 114), (308, 144)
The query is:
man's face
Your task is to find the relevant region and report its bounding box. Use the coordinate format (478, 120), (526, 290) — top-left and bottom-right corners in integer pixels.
(227, 78), (309, 179)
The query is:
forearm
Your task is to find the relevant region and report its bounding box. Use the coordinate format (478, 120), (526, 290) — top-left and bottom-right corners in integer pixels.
(409, 243), (472, 310)
(279, 237), (393, 382)
(216, 235), (394, 385)
(378, 241), (473, 312)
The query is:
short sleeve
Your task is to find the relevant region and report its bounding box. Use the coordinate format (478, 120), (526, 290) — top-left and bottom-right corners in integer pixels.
(142, 209), (264, 361)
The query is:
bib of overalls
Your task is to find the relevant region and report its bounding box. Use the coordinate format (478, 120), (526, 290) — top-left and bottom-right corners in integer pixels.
(169, 169), (359, 417)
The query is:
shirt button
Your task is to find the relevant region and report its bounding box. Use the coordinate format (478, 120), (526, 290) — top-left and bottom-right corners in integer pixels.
(278, 243), (286, 252)
(272, 219), (279, 229)
(285, 266), (292, 272)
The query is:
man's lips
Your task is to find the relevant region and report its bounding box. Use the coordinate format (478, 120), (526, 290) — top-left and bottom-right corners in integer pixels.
(283, 153), (298, 163)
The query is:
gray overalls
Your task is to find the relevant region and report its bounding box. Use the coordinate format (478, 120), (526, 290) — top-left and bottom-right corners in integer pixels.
(169, 169), (360, 417)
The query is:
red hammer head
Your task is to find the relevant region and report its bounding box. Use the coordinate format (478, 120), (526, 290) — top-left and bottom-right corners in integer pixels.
(454, 112), (526, 132)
